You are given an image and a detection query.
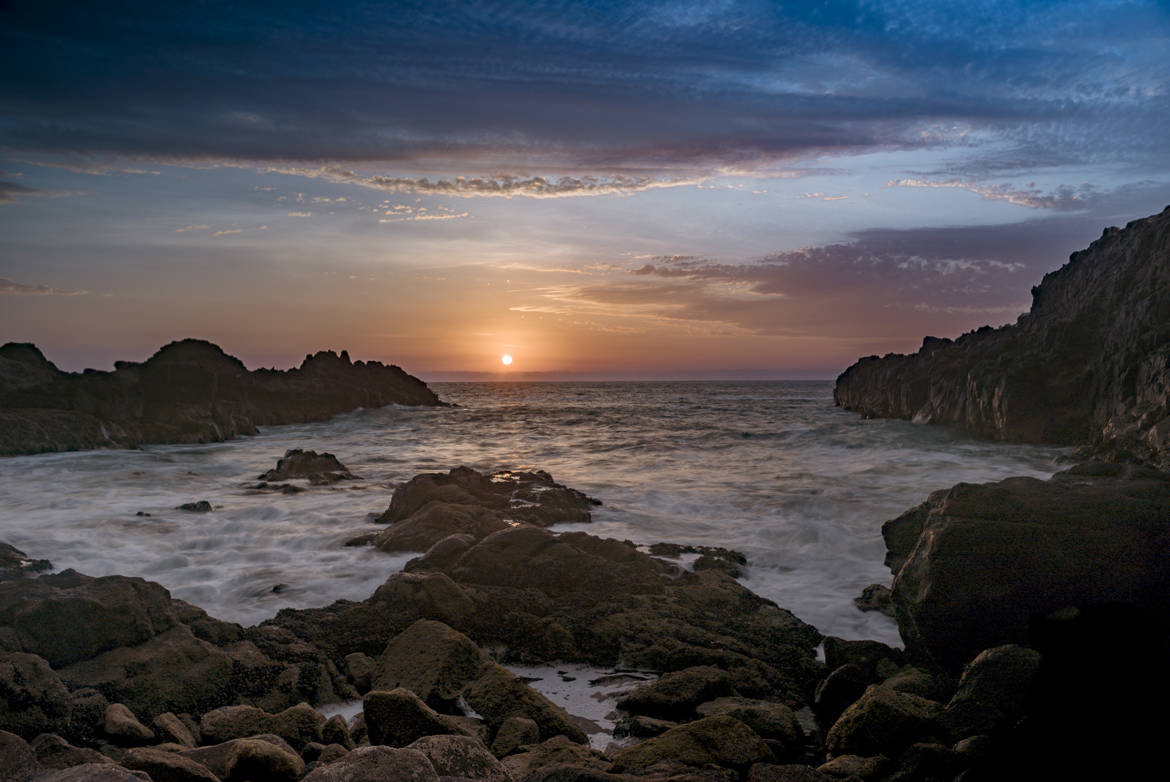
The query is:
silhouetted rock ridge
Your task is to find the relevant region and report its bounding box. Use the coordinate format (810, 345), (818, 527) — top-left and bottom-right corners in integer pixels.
(834, 206), (1170, 467)
(0, 339), (443, 455)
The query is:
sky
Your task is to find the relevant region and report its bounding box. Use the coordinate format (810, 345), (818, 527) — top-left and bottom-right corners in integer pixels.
(2, 0), (1169, 380)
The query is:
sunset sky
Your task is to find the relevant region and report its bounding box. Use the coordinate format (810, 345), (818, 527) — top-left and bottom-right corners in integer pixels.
(2, 1), (1169, 379)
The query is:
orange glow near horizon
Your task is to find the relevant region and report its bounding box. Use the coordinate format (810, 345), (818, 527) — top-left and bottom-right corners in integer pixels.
(501, 353), (513, 365)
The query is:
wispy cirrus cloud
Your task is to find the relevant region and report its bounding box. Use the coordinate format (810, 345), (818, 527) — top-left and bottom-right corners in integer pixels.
(0, 277), (87, 296)
(886, 178), (1097, 210)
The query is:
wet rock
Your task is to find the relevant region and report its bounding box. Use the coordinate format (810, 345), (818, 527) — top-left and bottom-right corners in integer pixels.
(362, 688), (469, 748)
(821, 638), (903, 679)
(103, 703), (154, 745)
(260, 449), (357, 484)
(153, 712), (197, 748)
(322, 714), (353, 749)
(302, 745), (438, 782)
(812, 664), (869, 728)
(182, 735), (302, 782)
(464, 662), (587, 744)
(176, 501), (213, 513)
(825, 685), (941, 757)
(817, 753), (889, 779)
(501, 735), (610, 779)
(0, 730), (39, 782)
(0, 570), (180, 667)
(852, 584), (894, 618)
(622, 714), (678, 738)
(372, 619), (486, 710)
(695, 698), (802, 760)
(31, 734), (113, 769)
(834, 206), (1170, 468)
(0, 542), (51, 581)
(63, 688), (108, 745)
(610, 714), (773, 774)
(121, 746), (221, 782)
(938, 645), (1040, 743)
(407, 734), (510, 782)
(892, 742), (960, 781)
(0, 651), (71, 739)
(200, 702), (325, 752)
(886, 464), (1170, 671)
(747, 764), (835, 782)
(489, 716), (539, 757)
(618, 666), (732, 720)
(345, 652), (375, 693)
(0, 339), (443, 456)
(27, 764), (151, 782)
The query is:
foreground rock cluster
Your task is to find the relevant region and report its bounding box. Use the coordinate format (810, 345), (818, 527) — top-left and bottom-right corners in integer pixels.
(5, 454), (1170, 779)
(834, 205), (1170, 468)
(0, 339), (443, 455)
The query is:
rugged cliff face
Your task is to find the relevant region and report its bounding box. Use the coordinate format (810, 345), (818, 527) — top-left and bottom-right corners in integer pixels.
(0, 339), (444, 455)
(835, 205), (1170, 468)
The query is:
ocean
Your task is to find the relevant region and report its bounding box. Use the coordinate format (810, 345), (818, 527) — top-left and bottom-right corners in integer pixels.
(0, 380), (1068, 648)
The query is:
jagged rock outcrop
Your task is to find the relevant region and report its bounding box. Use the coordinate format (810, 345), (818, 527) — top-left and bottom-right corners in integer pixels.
(0, 339), (443, 455)
(882, 461), (1170, 671)
(834, 206), (1170, 468)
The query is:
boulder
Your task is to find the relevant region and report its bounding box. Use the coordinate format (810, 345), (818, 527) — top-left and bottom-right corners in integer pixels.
(610, 715), (773, 773)
(463, 662), (587, 744)
(812, 664), (869, 727)
(0, 542), (51, 582)
(825, 685), (941, 757)
(501, 735), (610, 780)
(0, 651), (71, 738)
(121, 747), (221, 782)
(747, 764), (834, 782)
(362, 688), (469, 748)
(0, 730), (39, 782)
(152, 712), (197, 748)
(302, 746), (438, 782)
(694, 698), (802, 760)
(259, 449), (356, 483)
(27, 764), (151, 782)
(345, 652), (375, 693)
(182, 735), (302, 782)
(489, 715), (539, 757)
(322, 714), (353, 749)
(617, 666), (732, 720)
(407, 735), (511, 782)
(887, 464), (1170, 670)
(372, 620), (486, 710)
(817, 753), (889, 779)
(103, 703), (155, 745)
(31, 734), (113, 769)
(852, 584), (894, 617)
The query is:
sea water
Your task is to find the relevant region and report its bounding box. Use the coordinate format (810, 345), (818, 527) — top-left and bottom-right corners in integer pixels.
(0, 381), (1069, 647)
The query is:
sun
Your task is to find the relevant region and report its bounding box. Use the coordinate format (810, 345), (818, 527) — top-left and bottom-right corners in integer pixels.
(501, 354), (513, 366)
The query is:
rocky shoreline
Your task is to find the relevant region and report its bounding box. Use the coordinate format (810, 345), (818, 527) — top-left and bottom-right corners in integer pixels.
(834, 206), (1170, 469)
(0, 340), (444, 456)
(6, 455), (1166, 781)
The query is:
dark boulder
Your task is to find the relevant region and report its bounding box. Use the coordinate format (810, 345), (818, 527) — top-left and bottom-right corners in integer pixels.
(259, 449), (357, 484)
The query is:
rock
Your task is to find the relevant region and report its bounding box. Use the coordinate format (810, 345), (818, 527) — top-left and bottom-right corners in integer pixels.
(825, 685), (941, 757)
(260, 449), (357, 483)
(28, 764), (151, 782)
(879, 666), (949, 702)
(748, 764), (834, 782)
(821, 638), (903, 679)
(0, 339), (444, 456)
(302, 745), (438, 782)
(31, 734), (113, 769)
(200, 702), (325, 751)
(0, 651), (71, 739)
(852, 584), (894, 617)
(407, 734), (510, 782)
(314, 743), (350, 766)
(0, 542), (51, 581)
(694, 698), (802, 760)
(0, 730), (39, 782)
(322, 714), (354, 749)
(489, 716), (540, 757)
(121, 747), (221, 782)
(176, 501), (213, 513)
(63, 688), (108, 745)
(362, 688), (469, 747)
(464, 662), (587, 744)
(345, 652), (375, 693)
(500, 735), (610, 779)
(0, 570), (180, 667)
(610, 714), (773, 773)
(618, 666), (732, 720)
(949, 645), (1041, 717)
(834, 206), (1170, 468)
(886, 464), (1170, 670)
(182, 735), (302, 781)
(891, 742), (959, 781)
(817, 754), (889, 779)
(153, 712), (197, 748)
(812, 664), (869, 727)
(103, 703), (155, 745)
(372, 619), (486, 710)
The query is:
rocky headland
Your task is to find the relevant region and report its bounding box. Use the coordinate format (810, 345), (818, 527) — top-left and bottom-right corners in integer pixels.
(834, 205), (1170, 468)
(0, 339), (444, 456)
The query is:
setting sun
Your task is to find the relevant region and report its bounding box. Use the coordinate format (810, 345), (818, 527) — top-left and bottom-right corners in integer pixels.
(501, 354), (513, 365)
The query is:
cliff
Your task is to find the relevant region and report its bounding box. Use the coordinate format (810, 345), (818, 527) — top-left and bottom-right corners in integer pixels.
(0, 339), (444, 455)
(834, 205), (1170, 467)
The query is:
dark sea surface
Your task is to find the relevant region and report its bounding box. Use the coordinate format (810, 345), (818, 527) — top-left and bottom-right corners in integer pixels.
(0, 381), (1069, 645)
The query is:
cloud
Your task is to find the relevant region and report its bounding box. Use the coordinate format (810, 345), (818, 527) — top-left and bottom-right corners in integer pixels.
(0, 180), (40, 204)
(266, 167), (705, 199)
(287, 211), (312, 217)
(887, 178), (1098, 209)
(28, 159), (160, 176)
(174, 224), (210, 232)
(0, 277), (87, 296)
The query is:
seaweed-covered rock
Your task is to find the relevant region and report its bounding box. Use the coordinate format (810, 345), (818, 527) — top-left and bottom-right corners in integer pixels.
(303, 745), (438, 782)
(610, 714), (773, 774)
(259, 449), (356, 484)
(825, 685), (941, 757)
(464, 662), (587, 744)
(372, 620), (485, 710)
(362, 688), (469, 748)
(407, 734), (510, 782)
(103, 703), (154, 745)
(618, 666), (732, 720)
(121, 747), (220, 782)
(0, 651), (70, 739)
(501, 735), (611, 780)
